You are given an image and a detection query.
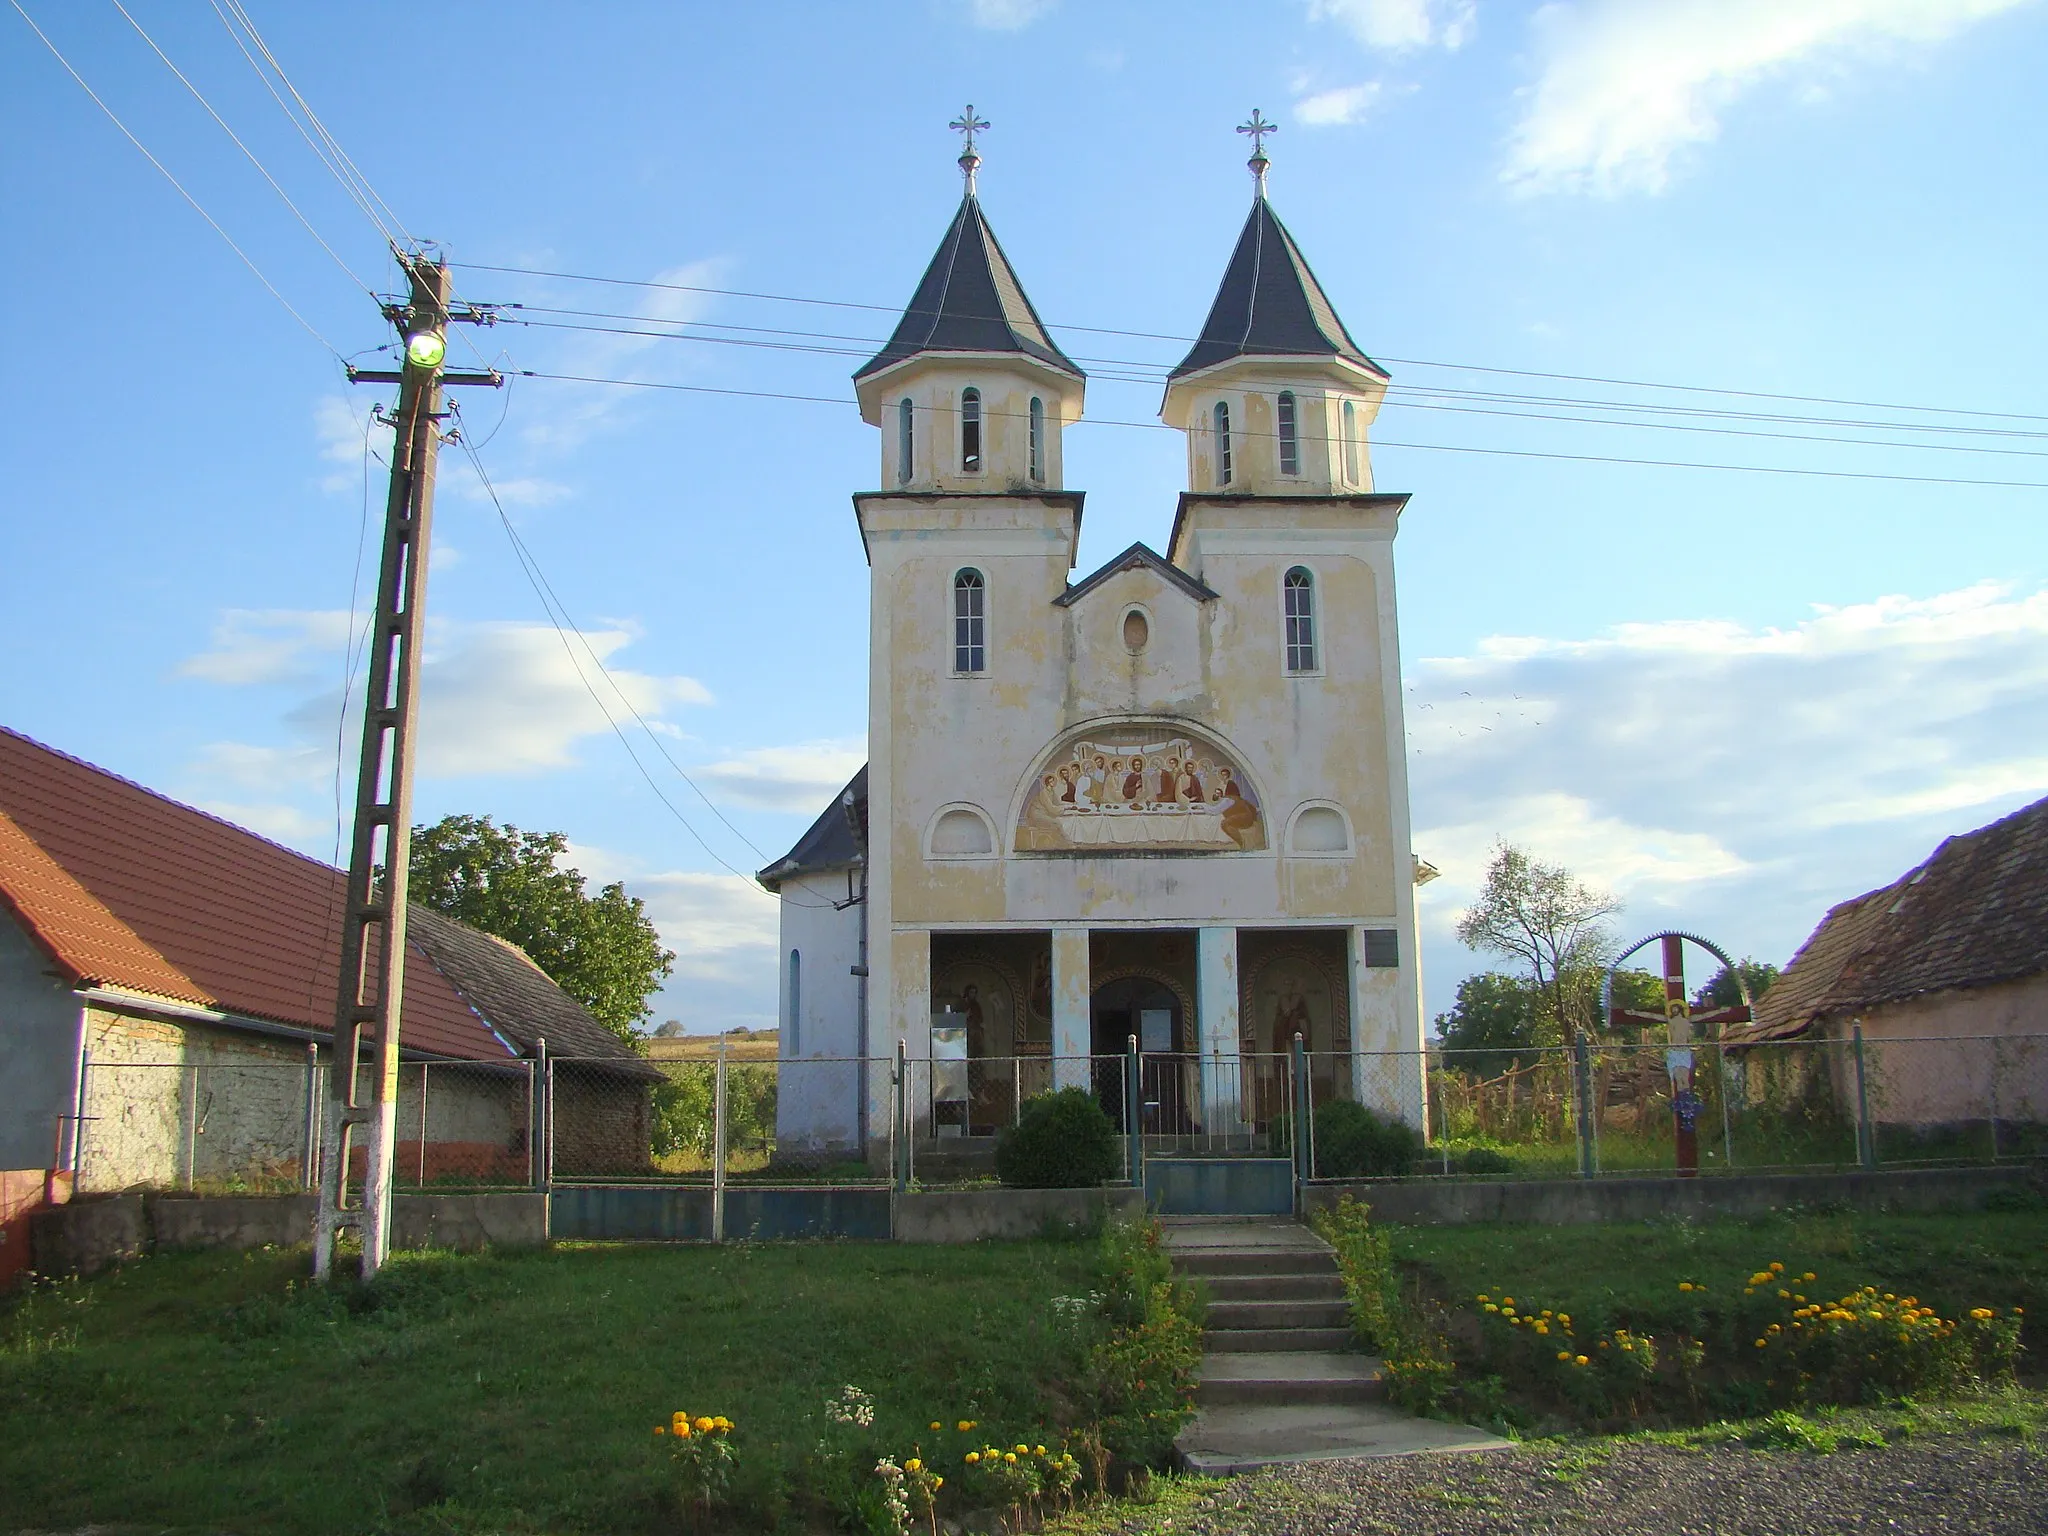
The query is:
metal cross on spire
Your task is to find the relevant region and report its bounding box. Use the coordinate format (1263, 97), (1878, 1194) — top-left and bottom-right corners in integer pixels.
(950, 105), (990, 193)
(1238, 108), (1277, 196)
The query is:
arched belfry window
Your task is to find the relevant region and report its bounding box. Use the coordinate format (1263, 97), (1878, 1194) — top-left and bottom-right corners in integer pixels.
(1284, 567), (1317, 673)
(953, 568), (987, 674)
(1342, 399), (1361, 485)
(897, 398), (914, 484)
(1213, 400), (1233, 486)
(1277, 391), (1300, 476)
(960, 388), (982, 472)
(1028, 396), (1044, 482)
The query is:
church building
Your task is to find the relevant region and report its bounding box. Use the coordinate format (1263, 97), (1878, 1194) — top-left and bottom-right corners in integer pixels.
(758, 118), (1428, 1158)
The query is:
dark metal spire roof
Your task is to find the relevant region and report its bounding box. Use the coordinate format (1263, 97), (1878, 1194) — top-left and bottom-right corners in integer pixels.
(1169, 197), (1385, 382)
(853, 196), (1082, 383)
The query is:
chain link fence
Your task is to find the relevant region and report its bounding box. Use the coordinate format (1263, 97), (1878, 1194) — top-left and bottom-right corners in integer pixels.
(61, 1031), (2048, 1196)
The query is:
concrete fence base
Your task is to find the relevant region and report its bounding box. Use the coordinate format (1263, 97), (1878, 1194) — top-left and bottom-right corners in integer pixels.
(894, 1186), (1144, 1242)
(1302, 1164), (2046, 1226)
(30, 1191), (549, 1277)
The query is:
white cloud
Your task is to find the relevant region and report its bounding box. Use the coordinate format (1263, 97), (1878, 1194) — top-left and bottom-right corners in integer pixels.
(1295, 83), (1386, 126)
(632, 870), (782, 984)
(195, 799), (331, 846)
(454, 476), (572, 509)
(517, 259), (729, 454)
(182, 613), (715, 819)
(959, 0), (1057, 28)
(694, 739), (867, 813)
(1409, 581), (2048, 1014)
(1310, 0), (1474, 50)
(314, 395), (380, 494)
(178, 609), (356, 687)
(1503, 0), (2033, 198)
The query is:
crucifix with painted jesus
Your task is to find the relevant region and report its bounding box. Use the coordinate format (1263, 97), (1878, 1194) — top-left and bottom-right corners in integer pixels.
(1607, 934), (1750, 1177)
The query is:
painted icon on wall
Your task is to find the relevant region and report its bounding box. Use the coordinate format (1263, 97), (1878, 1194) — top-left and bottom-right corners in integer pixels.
(1015, 729), (1265, 852)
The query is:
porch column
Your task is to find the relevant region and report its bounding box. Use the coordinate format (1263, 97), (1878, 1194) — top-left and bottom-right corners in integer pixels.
(1051, 926), (1091, 1091)
(887, 927), (933, 1142)
(1196, 926), (1241, 1134)
(1349, 925), (1423, 1127)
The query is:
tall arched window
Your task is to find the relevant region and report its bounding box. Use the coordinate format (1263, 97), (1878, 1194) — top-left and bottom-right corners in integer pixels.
(1213, 400), (1233, 486)
(960, 388), (982, 471)
(1341, 399), (1360, 485)
(897, 398), (914, 484)
(1284, 566), (1317, 673)
(787, 949), (802, 1054)
(1028, 396), (1044, 481)
(1277, 391), (1300, 476)
(953, 568), (986, 674)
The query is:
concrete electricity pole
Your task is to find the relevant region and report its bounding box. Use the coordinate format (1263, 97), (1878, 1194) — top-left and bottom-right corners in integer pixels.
(314, 252), (498, 1280)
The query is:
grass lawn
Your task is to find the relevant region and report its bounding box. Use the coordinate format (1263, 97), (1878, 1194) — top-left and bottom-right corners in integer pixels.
(0, 1239), (1099, 1534)
(1389, 1206), (2047, 1357)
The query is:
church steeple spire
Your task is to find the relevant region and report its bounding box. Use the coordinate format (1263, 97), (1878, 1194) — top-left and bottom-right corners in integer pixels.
(1160, 118), (1390, 495)
(853, 111), (1085, 491)
(1237, 108), (1276, 199)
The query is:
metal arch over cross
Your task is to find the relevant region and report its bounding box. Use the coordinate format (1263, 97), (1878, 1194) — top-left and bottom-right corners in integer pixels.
(1237, 108), (1277, 158)
(950, 105), (990, 155)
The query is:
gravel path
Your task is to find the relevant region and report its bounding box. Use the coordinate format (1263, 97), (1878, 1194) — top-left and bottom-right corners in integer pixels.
(1101, 1435), (2048, 1535)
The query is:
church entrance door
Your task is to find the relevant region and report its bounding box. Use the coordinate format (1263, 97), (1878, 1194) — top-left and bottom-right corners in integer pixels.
(1089, 976), (1193, 1136)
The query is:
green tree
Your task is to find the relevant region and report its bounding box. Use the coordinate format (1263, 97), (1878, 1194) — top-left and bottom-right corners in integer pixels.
(1434, 972), (1543, 1073)
(1694, 958), (1780, 1011)
(409, 814), (674, 1044)
(1455, 843), (1621, 1047)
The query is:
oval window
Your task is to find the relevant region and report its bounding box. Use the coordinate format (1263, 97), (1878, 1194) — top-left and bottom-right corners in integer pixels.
(1122, 609), (1149, 651)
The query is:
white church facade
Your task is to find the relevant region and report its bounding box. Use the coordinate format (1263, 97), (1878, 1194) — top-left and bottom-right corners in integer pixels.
(759, 125), (1428, 1158)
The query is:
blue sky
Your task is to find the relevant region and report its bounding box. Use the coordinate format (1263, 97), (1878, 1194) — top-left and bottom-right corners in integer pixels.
(4, 0), (2045, 1033)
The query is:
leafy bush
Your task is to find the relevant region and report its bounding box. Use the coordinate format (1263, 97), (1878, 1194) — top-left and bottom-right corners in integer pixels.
(1311, 1197), (1456, 1413)
(1084, 1218), (1205, 1467)
(1454, 1258), (2026, 1430)
(1312, 1100), (1424, 1179)
(995, 1089), (1120, 1189)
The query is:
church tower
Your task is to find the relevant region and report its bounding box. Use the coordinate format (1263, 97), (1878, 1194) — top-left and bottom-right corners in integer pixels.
(852, 113), (1084, 492)
(1160, 114), (1390, 496)
(764, 113), (1424, 1167)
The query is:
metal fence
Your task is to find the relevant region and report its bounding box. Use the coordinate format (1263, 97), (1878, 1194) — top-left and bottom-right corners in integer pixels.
(63, 1030), (2048, 1197)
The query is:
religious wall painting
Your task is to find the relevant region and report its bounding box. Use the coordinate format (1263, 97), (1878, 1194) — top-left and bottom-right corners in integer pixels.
(1014, 726), (1266, 852)
(932, 954), (1027, 1134)
(1240, 939), (1351, 1122)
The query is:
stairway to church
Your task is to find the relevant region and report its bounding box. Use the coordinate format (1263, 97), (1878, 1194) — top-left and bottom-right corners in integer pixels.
(1163, 1215), (1508, 1472)
(1161, 1215), (1383, 1406)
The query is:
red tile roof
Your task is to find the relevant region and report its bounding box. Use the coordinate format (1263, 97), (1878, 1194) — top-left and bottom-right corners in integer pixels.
(0, 727), (511, 1061)
(1737, 793), (2048, 1041)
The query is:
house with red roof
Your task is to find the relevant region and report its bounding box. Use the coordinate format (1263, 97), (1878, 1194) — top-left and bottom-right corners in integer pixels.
(0, 727), (659, 1284)
(1729, 794), (2048, 1141)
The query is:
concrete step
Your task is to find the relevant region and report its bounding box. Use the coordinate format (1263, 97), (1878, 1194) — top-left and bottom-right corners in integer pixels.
(1172, 1247), (1338, 1278)
(1176, 1403), (1510, 1472)
(1206, 1325), (1355, 1353)
(1204, 1273), (1344, 1303)
(1199, 1350), (1385, 1406)
(1207, 1297), (1351, 1331)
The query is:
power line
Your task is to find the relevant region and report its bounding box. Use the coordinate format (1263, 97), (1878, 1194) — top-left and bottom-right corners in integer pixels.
(509, 369), (2048, 492)
(496, 313), (2048, 463)
(449, 414), (815, 902)
(497, 299), (2048, 445)
(109, 0), (376, 299)
(209, 0), (412, 251)
(454, 259), (2048, 429)
(11, 0), (341, 358)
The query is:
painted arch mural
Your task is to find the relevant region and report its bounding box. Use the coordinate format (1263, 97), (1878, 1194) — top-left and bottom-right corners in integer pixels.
(1014, 723), (1266, 853)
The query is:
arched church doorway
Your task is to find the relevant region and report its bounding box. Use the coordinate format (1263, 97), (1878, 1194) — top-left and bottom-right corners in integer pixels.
(1090, 975), (1193, 1134)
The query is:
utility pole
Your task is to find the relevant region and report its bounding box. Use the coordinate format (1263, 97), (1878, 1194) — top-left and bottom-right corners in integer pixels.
(314, 251), (498, 1281)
